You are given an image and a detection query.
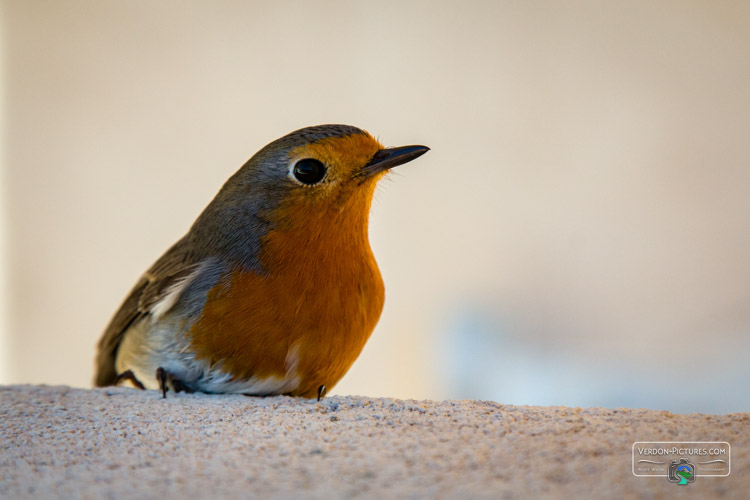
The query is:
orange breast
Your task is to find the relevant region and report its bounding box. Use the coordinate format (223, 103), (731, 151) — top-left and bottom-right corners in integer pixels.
(187, 182), (385, 397)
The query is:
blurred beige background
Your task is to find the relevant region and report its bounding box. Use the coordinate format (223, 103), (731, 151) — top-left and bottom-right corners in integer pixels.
(2, 1), (749, 412)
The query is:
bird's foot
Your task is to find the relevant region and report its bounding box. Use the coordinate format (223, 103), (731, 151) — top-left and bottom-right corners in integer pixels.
(317, 385), (327, 402)
(155, 367), (192, 398)
(113, 369), (146, 390)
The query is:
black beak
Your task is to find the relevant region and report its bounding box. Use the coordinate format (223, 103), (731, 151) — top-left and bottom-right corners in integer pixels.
(358, 145), (429, 181)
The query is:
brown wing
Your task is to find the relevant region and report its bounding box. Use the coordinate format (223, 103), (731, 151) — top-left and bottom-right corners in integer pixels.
(94, 237), (203, 386)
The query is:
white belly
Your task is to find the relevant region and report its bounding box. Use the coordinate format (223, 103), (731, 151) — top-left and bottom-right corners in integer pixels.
(114, 317), (301, 395)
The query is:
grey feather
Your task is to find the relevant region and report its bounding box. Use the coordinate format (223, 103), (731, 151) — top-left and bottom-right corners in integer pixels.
(94, 237), (203, 386)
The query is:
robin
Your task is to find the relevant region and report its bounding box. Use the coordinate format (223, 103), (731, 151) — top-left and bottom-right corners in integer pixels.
(94, 124), (429, 400)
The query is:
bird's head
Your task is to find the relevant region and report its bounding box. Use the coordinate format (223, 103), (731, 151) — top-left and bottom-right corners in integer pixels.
(191, 124), (428, 269)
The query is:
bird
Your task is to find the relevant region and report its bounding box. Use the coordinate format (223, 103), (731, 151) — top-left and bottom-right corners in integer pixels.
(94, 124), (429, 400)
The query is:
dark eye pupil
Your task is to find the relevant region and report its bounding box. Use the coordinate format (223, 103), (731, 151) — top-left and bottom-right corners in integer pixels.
(293, 159), (326, 185)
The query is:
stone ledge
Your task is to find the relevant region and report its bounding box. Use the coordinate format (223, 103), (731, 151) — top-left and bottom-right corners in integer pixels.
(1, 385), (747, 498)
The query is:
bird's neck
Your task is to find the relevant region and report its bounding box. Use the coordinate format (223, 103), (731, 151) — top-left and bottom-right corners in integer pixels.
(260, 187), (378, 275)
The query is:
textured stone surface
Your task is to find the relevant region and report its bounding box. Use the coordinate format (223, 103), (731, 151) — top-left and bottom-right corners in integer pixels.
(1, 385), (747, 499)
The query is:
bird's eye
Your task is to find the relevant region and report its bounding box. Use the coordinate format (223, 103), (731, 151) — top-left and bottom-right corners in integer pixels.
(293, 159), (326, 185)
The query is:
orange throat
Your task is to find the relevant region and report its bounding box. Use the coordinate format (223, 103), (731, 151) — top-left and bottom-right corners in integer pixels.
(188, 181), (385, 397)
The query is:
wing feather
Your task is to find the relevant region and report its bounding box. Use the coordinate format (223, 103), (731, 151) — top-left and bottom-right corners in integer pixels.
(94, 237), (205, 386)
